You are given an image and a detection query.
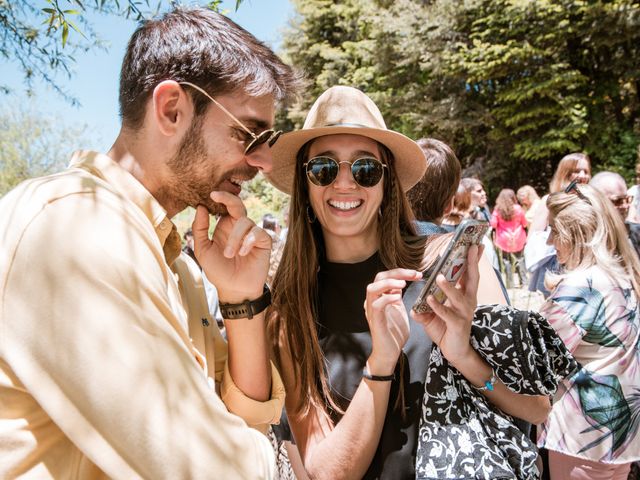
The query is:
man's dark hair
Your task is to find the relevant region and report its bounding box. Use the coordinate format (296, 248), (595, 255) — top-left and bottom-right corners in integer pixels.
(119, 7), (300, 130)
(406, 138), (462, 222)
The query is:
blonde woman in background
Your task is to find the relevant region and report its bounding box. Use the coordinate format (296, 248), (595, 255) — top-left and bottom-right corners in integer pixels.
(538, 183), (640, 479)
(517, 185), (542, 227)
(525, 153), (592, 297)
(529, 153), (591, 232)
(461, 177), (491, 223)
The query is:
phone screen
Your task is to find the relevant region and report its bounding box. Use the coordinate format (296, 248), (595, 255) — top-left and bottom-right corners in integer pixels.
(412, 219), (489, 314)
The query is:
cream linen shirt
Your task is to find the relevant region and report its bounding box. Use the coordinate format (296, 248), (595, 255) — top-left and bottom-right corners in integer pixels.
(0, 151), (283, 479)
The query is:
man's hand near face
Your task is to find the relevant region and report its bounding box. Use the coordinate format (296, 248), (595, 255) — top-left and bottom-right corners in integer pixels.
(192, 191), (272, 401)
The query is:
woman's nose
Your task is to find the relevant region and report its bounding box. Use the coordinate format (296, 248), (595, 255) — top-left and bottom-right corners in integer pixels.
(333, 162), (356, 189)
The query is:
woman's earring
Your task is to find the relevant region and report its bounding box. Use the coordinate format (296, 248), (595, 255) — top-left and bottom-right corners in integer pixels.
(306, 205), (317, 223)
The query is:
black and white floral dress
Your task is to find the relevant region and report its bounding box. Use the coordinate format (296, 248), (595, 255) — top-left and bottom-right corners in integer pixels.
(415, 304), (579, 480)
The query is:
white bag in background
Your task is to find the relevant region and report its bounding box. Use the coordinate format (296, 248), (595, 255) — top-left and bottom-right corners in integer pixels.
(524, 229), (555, 272)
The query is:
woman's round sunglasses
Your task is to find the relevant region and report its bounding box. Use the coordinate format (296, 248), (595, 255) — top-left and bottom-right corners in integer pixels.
(304, 156), (387, 188)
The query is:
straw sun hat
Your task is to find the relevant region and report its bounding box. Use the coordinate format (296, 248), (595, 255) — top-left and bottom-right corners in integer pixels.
(266, 86), (426, 194)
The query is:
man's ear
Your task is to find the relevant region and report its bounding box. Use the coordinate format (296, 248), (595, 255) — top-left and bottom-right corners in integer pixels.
(152, 80), (192, 137)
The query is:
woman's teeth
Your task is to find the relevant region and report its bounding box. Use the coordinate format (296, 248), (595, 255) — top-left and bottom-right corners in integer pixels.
(328, 200), (362, 211)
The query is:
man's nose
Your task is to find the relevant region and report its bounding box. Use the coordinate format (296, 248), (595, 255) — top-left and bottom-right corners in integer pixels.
(246, 143), (273, 174)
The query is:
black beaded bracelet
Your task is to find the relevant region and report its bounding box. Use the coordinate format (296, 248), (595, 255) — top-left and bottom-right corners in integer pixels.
(362, 367), (394, 382)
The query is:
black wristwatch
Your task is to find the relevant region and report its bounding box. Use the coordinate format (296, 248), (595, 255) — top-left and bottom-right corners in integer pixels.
(219, 284), (271, 320)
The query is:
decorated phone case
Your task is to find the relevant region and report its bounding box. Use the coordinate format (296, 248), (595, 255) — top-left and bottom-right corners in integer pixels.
(412, 219), (489, 314)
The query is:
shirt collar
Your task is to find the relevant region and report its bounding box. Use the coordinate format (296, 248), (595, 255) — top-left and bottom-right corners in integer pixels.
(68, 150), (181, 264)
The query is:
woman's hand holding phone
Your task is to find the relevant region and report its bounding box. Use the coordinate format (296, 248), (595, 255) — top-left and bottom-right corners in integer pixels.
(413, 220), (489, 314)
(412, 245), (481, 367)
(364, 268), (422, 376)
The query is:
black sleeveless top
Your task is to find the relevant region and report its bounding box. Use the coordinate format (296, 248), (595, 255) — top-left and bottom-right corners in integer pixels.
(317, 252), (432, 479)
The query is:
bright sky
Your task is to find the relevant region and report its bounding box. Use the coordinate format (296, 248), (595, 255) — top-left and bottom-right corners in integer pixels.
(2, 0), (294, 152)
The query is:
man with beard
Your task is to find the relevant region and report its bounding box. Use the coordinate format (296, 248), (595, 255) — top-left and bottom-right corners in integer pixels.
(0, 7), (299, 479)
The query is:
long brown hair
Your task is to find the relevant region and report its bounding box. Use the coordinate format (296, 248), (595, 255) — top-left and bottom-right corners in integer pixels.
(406, 138), (461, 222)
(494, 188), (517, 221)
(268, 140), (425, 418)
(442, 183), (471, 226)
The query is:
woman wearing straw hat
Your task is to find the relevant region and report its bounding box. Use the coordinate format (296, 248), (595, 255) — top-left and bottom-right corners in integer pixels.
(265, 86), (567, 479)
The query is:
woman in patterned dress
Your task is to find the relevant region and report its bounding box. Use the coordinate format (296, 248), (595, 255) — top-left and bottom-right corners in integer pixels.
(538, 183), (640, 479)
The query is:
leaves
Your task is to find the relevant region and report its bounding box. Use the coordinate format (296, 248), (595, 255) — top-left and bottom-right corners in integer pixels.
(240, 173), (290, 225)
(574, 370), (634, 456)
(553, 284), (624, 348)
(2, 1), (244, 104)
(39, 1), (84, 48)
(281, 0), (640, 194)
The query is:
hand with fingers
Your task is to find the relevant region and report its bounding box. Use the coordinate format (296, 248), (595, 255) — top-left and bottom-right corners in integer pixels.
(192, 191), (271, 304)
(412, 245), (482, 367)
(364, 269), (423, 376)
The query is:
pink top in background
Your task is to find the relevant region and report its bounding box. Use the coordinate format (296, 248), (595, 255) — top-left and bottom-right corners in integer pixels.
(491, 204), (527, 252)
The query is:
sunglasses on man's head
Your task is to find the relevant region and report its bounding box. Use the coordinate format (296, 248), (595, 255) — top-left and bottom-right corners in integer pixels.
(303, 156), (387, 188)
(179, 81), (281, 155)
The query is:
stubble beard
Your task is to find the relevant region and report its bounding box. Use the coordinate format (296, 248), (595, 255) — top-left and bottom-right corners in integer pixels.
(163, 116), (228, 216)
(162, 116), (261, 217)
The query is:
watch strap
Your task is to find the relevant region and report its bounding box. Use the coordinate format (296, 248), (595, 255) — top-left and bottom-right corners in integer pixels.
(219, 284), (271, 320)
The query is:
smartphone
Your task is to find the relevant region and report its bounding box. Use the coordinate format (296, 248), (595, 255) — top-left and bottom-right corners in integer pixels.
(412, 219), (489, 314)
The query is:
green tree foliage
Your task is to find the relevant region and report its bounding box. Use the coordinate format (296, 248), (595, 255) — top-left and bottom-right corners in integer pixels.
(281, 0), (640, 195)
(281, 0), (372, 125)
(279, 0), (508, 191)
(1, 0), (240, 104)
(0, 103), (91, 196)
(450, 0), (640, 188)
(1, 1), (152, 103)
